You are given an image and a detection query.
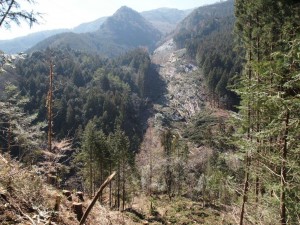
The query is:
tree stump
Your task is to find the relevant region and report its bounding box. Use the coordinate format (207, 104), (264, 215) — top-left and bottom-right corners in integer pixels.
(49, 169), (56, 175)
(46, 174), (57, 185)
(76, 191), (84, 202)
(62, 190), (72, 201)
(72, 202), (83, 221)
(54, 194), (61, 211)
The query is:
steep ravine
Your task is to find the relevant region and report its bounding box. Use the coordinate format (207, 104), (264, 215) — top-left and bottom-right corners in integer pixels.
(133, 39), (225, 224)
(151, 38), (207, 126)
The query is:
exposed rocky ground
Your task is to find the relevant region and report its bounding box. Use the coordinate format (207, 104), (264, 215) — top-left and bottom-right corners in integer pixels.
(0, 39), (231, 225)
(151, 39), (207, 126)
(0, 53), (26, 91)
(132, 40), (235, 224)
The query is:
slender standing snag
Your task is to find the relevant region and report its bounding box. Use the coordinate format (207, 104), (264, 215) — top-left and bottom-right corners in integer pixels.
(79, 171), (116, 225)
(47, 62), (54, 152)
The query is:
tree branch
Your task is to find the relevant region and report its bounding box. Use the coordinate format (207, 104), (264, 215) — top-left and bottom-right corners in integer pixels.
(0, 0), (15, 27)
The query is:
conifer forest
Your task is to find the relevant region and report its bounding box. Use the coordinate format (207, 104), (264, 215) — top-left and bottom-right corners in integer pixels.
(0, 0), (299, 224)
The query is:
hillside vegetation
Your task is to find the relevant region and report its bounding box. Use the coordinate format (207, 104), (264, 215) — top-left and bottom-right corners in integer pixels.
(174, 0), (242, 109)
(1, 0), (300, 224)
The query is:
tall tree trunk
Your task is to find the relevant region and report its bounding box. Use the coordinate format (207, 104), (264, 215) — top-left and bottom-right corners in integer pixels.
(99, 160), (103, 204)
(7, 116), (11, 153)
(280, 109), (289, 225)
(109, 162), (112, 208)
(122, 159), (126, 211)
(117, 164), (120, 210)
(240, 154), (250, 225)
(89, 146), (93, 196)
(47, 62), (53, 152)
(255, 12), (261, 205)
(149, 135), (153, 195)
(240, 16), (253, 224)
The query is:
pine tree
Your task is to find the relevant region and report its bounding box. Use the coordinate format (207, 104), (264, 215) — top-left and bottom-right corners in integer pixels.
(161, 129), (178, 199)
(234, 0), (300, 223)
(109, 127), (131, 210)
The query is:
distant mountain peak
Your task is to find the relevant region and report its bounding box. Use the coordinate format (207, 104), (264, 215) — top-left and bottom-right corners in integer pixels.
(98, 5), (161, 50)
(117, 5), (133, 11)
(112, 5), (145, 20)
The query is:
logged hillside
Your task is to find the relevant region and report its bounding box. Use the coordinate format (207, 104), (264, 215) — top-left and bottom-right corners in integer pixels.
(0, 2), (239, 224)
(1, 0), (300, 224)
(0, 151), (143, 224)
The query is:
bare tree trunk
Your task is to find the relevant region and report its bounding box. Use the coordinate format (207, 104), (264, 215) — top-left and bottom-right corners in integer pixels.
(255, 111), (260, 204)
(280, 110), (289, 225)
(117, 164), (120, 210)
(7, 117), (11, 153)
(255, 14), (261, 205)
(240, 155), (250, 225)
(149, 129), (153, 195)
(100, 160), (103, 204)
(109, 162), (112, 208)
(122, 159), (126, 211)
(89, 146), (93, 196)
(79, 171), (116, 225)
(47, 62), (53, 152)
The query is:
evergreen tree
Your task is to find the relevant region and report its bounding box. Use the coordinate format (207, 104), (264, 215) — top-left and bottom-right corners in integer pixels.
(109, 127), (131, 210)
(234, 0), (300, 223)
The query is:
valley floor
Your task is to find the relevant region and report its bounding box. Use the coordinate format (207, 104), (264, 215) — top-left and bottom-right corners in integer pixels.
(129, 39), (234, 224)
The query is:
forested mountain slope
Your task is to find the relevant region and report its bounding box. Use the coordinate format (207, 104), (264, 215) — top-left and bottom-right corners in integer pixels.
(174, 0), (242, 109)
(0, 29), (69, 54)
(0, 7), (190, 54)
(28, 7), (162, 57)
(1, 0), (300, 224)
(0, 47), (160, 156)
(141, 8), (191, 34)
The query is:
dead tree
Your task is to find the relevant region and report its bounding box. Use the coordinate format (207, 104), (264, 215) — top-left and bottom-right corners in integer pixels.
(79, 171), (116, 225)
(47, 62), (54, 152)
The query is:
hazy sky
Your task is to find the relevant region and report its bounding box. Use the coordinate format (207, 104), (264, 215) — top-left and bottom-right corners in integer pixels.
(0, 0), (219, 40)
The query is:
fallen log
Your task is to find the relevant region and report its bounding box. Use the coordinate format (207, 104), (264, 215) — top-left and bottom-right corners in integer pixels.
(79, 171), (116, 225)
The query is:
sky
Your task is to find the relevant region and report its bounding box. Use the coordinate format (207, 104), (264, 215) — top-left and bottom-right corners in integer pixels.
(0, 0), (220, 40)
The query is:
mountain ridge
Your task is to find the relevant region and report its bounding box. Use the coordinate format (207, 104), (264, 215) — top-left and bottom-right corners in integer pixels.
(0, 7), (191, 54)
(28, 6), (162, 57)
